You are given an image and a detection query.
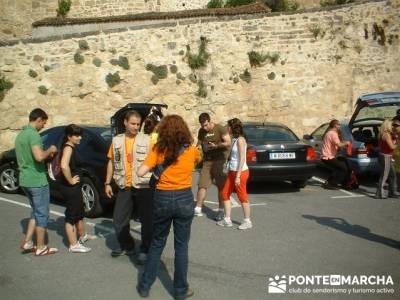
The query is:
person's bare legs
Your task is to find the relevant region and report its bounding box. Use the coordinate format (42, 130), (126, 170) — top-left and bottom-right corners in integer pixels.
(25, 218), (36, 242)
(196, 187), (207, 208)
(65, 222), (77, 247)
(76, 220), (86, 239)
(36, 226), (46, 249)
(242, 202), (251, 219)
(223, 200), (232, 218)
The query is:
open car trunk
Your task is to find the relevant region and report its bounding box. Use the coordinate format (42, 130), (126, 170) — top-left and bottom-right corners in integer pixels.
(110, 103), (167, 136)
(349, 92), (400, 129)
(348, 91), (400, 151)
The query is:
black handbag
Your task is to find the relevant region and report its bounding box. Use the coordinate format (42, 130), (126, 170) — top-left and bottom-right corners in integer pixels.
(149, 144), (188, 188)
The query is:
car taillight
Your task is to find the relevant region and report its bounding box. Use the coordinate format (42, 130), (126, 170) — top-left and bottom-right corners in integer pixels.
(306, 146), (317, 161)
(356, 147), (368, 158)
(246, 149), (257, 163)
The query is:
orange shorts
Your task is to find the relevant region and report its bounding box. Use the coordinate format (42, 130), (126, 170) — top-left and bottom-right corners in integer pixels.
(221, 169), (249, 203)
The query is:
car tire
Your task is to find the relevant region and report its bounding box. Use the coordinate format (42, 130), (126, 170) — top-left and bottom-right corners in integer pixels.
(0, 163), (20, 194)
(81, 176), (103, 218)
(292, 180), (307, 189)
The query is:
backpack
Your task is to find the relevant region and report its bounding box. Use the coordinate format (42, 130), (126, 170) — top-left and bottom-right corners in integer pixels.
(47, 152), (62, 181)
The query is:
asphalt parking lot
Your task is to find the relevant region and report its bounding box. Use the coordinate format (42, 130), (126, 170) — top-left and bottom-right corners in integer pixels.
(1, 171), (399, 300)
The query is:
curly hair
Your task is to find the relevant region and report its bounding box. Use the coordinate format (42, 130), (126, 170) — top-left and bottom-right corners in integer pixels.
(155, 115), (193, 162)
(227, 118), (244, 138)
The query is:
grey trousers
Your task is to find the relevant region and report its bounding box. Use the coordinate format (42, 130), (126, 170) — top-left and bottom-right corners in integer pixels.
(376, 153), (397, 198)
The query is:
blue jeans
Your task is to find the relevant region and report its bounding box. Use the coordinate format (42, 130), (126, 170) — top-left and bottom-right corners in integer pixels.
(139, 188), (195, 296)
(21, 185), (50, 228)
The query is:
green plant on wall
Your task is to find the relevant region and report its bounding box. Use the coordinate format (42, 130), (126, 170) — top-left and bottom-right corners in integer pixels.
(196, 80), (208, 98)
(248, 51), (268, 67)
(28, 69), (38, 78)
(268, 52), (280, 64)
(270, 0), (299, 12)
(78, 40), (89, 50)
(239, 69), (252, 83)
(0, 75), (14, 101)
(207, 0), (224, 8)
(74, 52), (84, 64)
(110, 56), (130, 70)
(57, 0), (71, 18)
(38, 85), (48, 95)
(146, 64), (168, 85)
(320, 0), (354, 7)
(225, 0), (255, 7)
(248, 51), (279, 67)
(106, 72), (121, 88)
(309, 24), (322, 39)
(187, 37), (210, 70)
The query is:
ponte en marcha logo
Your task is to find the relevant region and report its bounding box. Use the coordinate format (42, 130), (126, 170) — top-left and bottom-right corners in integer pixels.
(267, 275), (395, 295)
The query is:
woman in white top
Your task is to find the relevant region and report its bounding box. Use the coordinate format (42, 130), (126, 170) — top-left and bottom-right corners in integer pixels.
(217, 118), (252, 230)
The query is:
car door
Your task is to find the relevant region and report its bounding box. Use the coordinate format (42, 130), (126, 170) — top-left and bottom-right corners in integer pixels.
(304, 123), (329, 160)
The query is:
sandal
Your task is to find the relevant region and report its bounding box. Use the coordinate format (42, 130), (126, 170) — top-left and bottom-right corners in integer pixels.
(35, 246), (58, 256)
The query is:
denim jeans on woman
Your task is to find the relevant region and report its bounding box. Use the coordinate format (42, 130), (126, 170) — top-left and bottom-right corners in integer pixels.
(138, 188), (195, 297)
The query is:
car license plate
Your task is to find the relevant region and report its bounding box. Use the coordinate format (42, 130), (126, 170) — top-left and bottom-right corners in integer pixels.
(269, 152), (296, 160)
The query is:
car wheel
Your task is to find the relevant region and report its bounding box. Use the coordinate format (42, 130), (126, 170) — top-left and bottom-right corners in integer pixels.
(81, 176), (103, 218)
(292, 180), (307, 189)
(0, 163), (20, 193)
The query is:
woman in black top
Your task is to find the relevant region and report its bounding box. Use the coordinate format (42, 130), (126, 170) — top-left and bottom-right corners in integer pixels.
(60, 124), (91, 253)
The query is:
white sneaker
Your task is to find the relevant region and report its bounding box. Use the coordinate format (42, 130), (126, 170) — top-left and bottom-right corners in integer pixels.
(216, 218), (233, 227)
(238, 220), (253, 230)
(194, 207), (203, 217)
(79, 233), (97, 244)
(69, 242), (91, 253)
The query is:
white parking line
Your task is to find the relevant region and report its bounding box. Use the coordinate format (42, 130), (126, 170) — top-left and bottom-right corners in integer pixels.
(0, 196), (114, 235)
(311, 176), (325, 183)
(331, 195), (366, 199)
(312, 176), (366, 199)
(203, 199), (266, 208)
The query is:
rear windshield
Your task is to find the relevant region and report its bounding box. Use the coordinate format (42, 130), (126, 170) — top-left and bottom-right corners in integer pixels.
(354, 101), (400, 123)
(89, 127), (112, 143)
(244, 125), (299, 145)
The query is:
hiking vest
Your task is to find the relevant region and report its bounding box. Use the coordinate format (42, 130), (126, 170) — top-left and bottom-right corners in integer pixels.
(112, 133), (151, 189)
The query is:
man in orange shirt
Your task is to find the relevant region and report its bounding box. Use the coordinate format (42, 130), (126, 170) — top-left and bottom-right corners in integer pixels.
(104, 110), (154, 263)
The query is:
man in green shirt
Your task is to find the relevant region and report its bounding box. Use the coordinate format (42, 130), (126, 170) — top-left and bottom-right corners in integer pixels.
(15, 108), (58, 256)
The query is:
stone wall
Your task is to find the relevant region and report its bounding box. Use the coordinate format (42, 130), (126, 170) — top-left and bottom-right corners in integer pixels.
(0, 0), (350, 41)
(0, 1), (399, 152)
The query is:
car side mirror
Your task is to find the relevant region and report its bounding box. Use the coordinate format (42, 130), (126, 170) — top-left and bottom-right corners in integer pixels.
(303, 134), (313, 140)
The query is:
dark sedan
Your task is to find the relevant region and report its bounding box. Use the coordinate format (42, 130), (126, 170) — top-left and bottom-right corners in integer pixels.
(0, 125), (111, 217)
(244, 122), (317, 188)
(0, 103), (167, 217)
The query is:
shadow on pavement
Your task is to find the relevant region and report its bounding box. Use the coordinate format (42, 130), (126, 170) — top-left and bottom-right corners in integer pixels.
(302, 215), (400, 250)
(247, 181), (300, 194)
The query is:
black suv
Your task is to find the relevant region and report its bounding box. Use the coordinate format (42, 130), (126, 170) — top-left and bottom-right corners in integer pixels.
(0, 103), (167, 217)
